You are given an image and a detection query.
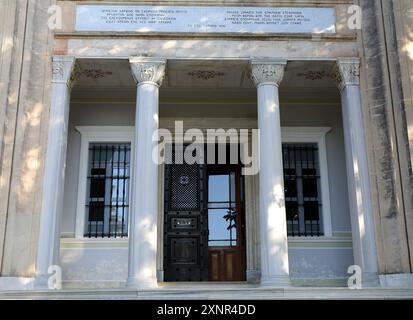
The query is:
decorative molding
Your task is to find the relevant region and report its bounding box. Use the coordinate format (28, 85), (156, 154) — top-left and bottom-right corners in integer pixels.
(159, 117), (257, 132)
(290, 278), (348, 287)
(332, 231), (353, 238)
(187, 70), (225, 80)
(298, 70), (330, 80)
(61, 280), (127, 289)
(52, 56), (79, 88)
(250, 59), (287, 86)
(81, 68), (113, 79)
(61, 232), (75, 238)
(288, 237), (353, 249)
(281, 127), (332, 141)
(75, 126), (134, 137)
(71, 63), (82, 88)
(61, 238), (128, 249)
(129, 57), (166, 85)
(331, 58), (360, 91)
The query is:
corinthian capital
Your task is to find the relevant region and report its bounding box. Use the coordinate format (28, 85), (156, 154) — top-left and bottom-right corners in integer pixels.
(250, 59), (287, 87)
(52, 56), (79, 88)
(331, 58), (360, 91)
(129, 57), (167, 86)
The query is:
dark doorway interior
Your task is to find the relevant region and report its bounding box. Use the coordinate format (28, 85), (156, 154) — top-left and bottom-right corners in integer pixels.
(163, 144), (246, 282)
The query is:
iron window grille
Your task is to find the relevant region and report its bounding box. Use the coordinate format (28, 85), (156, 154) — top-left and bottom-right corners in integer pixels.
(283, 143), (323, 237)
(85, 143), (131, 238)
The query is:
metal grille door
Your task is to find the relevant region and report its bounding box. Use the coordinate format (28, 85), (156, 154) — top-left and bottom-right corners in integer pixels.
(163, 147), (208, 282)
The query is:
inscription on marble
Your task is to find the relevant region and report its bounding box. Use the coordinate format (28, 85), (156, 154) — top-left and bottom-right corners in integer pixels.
(75, 5), (336, 34)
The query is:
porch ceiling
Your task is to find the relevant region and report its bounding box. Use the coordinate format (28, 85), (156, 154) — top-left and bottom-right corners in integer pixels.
(73, 58), (339, 90)
(71, 58), (341, 117)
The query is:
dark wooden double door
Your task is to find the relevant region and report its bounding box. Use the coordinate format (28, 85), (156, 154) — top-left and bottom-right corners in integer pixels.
(163, 146), (246, 282)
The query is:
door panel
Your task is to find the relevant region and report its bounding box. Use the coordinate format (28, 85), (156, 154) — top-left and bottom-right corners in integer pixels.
(209, 251), (220, 281)
(207, 165), (246, 281)
(208, 248), (246, 281)
(164, 147), (208, 282)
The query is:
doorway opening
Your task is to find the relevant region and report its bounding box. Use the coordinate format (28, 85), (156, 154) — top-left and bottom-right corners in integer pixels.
(163, 144), (246, 282)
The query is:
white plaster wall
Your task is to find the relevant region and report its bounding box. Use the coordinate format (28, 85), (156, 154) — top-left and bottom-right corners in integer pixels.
(289, 248), (353, 282)
(61, 103), (136, 237)
(281, 104), (351, 232)
(60, 241), (128, 288)
(60, 244), (352, 287)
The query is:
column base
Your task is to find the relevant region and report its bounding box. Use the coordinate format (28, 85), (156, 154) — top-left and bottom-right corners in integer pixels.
(156, 270), (164, 282)
(126, 277), (158, 290)
(246, 270), (260, 284)
(260, 275), (290, 288)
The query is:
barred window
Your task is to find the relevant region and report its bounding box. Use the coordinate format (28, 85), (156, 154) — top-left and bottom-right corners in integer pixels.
(283, 143), (323, 237)
(86, 143), (131, 238)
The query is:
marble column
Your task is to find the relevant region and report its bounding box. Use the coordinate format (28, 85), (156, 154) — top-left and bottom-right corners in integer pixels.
(36, 56), (78, 286)
(332, 58), (379, 287)
(127, 57), (166, 289)
(251, 59), (290, 287)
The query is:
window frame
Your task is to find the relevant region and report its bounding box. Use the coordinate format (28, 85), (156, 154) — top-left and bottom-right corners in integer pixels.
(75, 126), (134, 239)
(282, 127), (332, 237)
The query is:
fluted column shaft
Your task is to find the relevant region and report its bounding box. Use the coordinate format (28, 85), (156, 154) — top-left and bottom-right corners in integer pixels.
(251, 60), (290, 287)
(127, 57), (166, 289)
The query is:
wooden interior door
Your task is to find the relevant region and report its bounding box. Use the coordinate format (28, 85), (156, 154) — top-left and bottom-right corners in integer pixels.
(207, 164), (246, 281)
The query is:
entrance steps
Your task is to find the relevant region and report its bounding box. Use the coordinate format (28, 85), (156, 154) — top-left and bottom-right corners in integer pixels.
(1, 284), (413, 300)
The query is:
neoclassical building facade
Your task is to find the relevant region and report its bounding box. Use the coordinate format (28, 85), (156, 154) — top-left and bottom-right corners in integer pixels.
(0, 0), (413, 299)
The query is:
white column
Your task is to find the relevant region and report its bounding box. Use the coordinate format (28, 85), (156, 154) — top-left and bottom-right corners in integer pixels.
(332, 58), (379, 287)
(251, 60), (290, 287)
(127, 57), (166, 289)
(36, 56), (77, 286)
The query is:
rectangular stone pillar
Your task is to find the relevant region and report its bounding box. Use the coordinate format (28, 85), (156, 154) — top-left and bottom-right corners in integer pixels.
(36, 56), (77, 286)
(332, 58), (379, 287)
